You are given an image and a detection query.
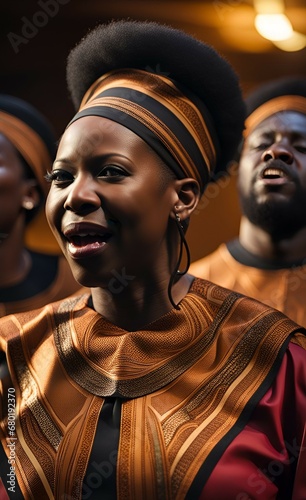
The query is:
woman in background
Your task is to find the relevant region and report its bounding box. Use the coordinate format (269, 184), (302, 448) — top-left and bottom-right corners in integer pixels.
(0, 94), (84, 316)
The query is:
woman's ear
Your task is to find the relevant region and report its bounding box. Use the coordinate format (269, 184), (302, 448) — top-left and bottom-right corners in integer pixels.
(22, 179), (40, 211)
(170, 178), (200, 221)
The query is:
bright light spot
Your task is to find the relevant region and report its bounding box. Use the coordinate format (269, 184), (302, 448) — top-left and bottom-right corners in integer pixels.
(273, 31), (306, 51)
(255, 13), (293, 41)
(254, 0), (284, 15)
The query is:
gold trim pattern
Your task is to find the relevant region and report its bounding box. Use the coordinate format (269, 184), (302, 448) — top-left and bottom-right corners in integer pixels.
(76, 68), (216, 189)
(117, 312), (299, 498)
(54, 291), (240, 398)
(9, 325), (62, 451)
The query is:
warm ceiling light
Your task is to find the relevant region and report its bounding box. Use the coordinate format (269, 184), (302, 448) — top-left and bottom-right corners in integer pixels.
(254, 0), (284, 15)
(273, 31), (306, 51)
(255, 13), (293, 41)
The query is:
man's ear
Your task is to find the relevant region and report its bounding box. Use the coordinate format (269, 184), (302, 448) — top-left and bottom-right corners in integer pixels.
(170, 178), (200, 221)
(21, 179), (40, 211)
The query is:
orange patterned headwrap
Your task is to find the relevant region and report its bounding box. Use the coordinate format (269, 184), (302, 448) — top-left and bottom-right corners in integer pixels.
(69, 69), (218, 193)
(244, 95), (306, 137)
(0, 111), (52, 195)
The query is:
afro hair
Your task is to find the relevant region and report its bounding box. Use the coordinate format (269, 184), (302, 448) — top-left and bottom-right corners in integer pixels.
(66, 19), (246, 179)
(246, 76), (306, 117)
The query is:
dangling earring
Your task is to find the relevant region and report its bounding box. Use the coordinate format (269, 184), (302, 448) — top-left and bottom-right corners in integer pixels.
(174, 213), (190, 275)
(167, 210), (191, 310)
(23, 200), (35, 210)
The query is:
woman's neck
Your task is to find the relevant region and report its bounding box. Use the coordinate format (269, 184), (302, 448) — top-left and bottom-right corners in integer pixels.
(90, 273), (194, 331)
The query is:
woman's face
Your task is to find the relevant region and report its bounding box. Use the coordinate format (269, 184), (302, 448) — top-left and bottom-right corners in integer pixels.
(0, 134), (30, 243)
(46, 116), (178, 287)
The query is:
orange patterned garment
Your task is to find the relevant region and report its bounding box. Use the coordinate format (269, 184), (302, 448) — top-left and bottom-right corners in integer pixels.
(0, 278), (305, 499)
(190, 243), (306, 328)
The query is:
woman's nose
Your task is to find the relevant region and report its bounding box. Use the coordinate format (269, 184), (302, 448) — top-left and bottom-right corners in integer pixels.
(261, 142), (293, 165)
(64, 176), (101, 213)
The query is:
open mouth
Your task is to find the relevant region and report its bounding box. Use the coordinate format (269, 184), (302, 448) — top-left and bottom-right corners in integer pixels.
(63, 224), (114, 258)
(261, 167), (289, 180)
(259, 163), (293, 185)
(68, 232), (112, 247)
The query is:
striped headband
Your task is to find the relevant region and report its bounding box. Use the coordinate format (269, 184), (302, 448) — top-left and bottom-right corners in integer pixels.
(245, 95), (306, 137)
(0, 110), (51, 195)
(69, 69), (218, 192)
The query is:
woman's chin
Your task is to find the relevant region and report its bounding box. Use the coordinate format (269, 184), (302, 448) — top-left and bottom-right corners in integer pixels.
(70, 268), (111, 289)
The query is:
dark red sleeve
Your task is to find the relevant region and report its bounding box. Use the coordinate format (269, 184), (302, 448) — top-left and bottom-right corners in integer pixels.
(200, 342), (306, 499)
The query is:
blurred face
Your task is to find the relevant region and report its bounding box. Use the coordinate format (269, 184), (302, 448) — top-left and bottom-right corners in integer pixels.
(0, 133), (29, 244)
(46, 116), (178, 287)
(238, 111), (306, 239)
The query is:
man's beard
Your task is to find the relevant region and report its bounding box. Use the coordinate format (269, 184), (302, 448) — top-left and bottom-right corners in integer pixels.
(239, 185), (306, 242)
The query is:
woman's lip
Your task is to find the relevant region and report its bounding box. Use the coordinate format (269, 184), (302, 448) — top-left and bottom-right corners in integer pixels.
(67, 239), (109, 259)
(63, 222), (111, 239)
(62, 222), (114, 259)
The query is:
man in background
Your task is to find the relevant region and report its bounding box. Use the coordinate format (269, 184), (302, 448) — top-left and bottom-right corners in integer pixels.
(190, 77), (306, 327)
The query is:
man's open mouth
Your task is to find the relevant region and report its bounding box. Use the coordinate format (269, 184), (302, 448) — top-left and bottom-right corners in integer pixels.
(261, 167), (289, 180)
(258, 161), (294, 185)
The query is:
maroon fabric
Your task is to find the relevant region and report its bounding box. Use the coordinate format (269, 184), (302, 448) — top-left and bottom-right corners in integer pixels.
(201, 343), (306, 499)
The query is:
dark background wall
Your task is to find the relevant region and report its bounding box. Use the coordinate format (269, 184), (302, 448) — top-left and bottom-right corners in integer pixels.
(1, 0), (306, 260)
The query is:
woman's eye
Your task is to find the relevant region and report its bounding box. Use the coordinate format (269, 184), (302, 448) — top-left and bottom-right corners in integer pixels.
(45, 169), (74, 184)
(98, 166), (129, 178)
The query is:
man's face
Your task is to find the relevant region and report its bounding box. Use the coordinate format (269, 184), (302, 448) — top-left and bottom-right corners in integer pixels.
(238, 111), (306, 240)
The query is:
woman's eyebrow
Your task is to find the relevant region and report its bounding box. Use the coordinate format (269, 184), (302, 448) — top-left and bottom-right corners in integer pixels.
(52, 158), (74, 166)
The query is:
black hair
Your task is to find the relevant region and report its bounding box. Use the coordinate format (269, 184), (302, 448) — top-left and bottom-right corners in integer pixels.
(234, 76), (306, 161)
(0, 94), (56, 162)
(66, 19), (245, 180)
(246, 76), (306, 116)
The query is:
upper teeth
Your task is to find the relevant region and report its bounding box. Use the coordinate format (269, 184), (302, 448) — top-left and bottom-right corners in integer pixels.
(264, 168), (285, 177)
(77, 232), (99, 237)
